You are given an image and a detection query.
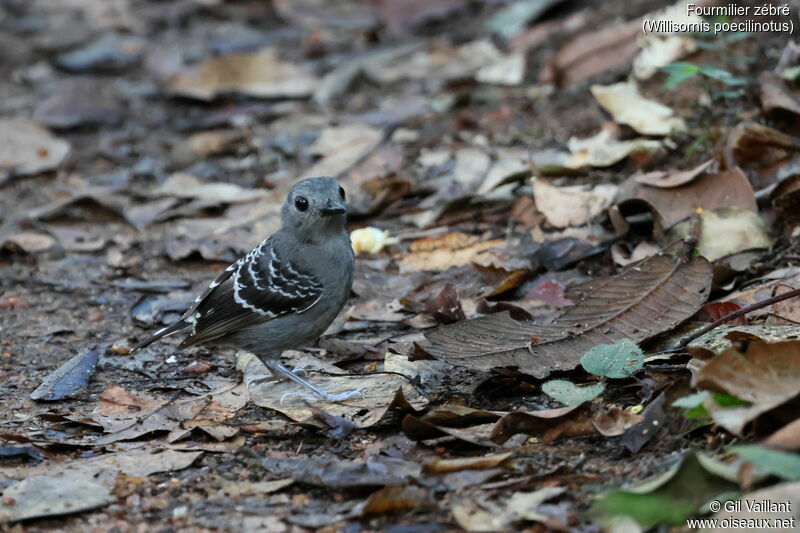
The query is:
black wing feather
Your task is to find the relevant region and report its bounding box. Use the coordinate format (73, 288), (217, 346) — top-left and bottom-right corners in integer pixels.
(178, 238), (323, 347)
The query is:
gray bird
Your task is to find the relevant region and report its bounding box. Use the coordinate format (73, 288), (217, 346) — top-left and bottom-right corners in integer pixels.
(133, 177), (360, 402)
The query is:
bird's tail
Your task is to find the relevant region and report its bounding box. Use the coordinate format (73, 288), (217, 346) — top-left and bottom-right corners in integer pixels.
(132, 320), (189, 352)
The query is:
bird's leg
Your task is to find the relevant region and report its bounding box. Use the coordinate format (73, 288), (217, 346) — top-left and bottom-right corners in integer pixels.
(264, 360), (364, 404)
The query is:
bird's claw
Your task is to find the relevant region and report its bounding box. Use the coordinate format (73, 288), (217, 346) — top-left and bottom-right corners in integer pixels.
(290, 363), (322, 376)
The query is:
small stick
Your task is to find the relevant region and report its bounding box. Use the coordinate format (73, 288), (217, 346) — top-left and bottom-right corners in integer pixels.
(673, 286), (800, 350)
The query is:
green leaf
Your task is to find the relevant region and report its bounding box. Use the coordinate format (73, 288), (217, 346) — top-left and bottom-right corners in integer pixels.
(696, 65), (747, 86)
(580, 339), (644, 379)
(661, 62), (701, 88)
(730, 446), (800, 481)
(782, 65), (800, 81)
(542, 379), (604, 406)
(591, 453), (739, 528)
(711, 392), (750, 408)
(722, 31), (753, 42)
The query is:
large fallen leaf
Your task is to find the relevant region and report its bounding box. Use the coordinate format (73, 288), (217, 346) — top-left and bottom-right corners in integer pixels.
(533, 178), (618, 228)
(693, 340), (800, 435)
(0, 118), (71, 176)
(617, 167), (757, 227)
(169, 47), (318, 100)
(425, 245), (712, 378)
(591, 80), (685, 135)
(240, 351), (427, 427)
(0, 475), (114, 522)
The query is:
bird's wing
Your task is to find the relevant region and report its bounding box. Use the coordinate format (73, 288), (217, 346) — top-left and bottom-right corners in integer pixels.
(178, 237), (324, 347)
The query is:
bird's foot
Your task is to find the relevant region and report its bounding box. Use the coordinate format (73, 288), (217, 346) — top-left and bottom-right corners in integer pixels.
(290, 363), (323, 376)
(279, 387), (365, 407)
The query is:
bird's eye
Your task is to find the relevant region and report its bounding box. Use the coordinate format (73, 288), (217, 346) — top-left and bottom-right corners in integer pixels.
(294, 196), (308, 212)
(338, 186), (346, 200)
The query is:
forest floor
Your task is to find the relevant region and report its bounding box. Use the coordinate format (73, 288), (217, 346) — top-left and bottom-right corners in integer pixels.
(1, 0), (800, 531)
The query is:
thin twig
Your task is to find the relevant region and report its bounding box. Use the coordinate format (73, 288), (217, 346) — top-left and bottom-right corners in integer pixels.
(671, 286), (800, 351)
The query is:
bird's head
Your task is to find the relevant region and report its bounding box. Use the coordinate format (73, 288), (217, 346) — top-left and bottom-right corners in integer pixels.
(281, 177), (348, 241)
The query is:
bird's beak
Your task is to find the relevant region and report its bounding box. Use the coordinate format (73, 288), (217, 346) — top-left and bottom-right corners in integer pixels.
(320, 201), (346, 216)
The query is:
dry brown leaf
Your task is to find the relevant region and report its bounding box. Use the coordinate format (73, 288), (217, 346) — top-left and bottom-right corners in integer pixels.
(763, 418), (800, 451)
(592, 407), (645, 437)
(722, 122), (800, 189)
(6, 447), (202, 487)
(566, 128), (662, 169)
(693, 340), (800, 435)
(0, 118), (71, 176)
(634, 160), (714, 188)
(634, 35), (696, 80)
(365, 40), (502, 84)
(402, 415), (500, 447)
(475, 53), (526, 86)
(399, 233), (505, 272)
(425, 245), (711, 378)
(759, 71), (800, 117)
(0, 232), (56, 254)
(240, 351), (427, 428)
(423, 452), (512, 473)
(680, 207), (772, 261)
(155, 172), (267, 203)
(359, 485), (430, 517)
(633, 2), (701, 79)
(533, 178), (617, 228)
(591, 80), (685, 136)
(540, 19), (640, 87)
(490, 405), (596, 444)
(169, 48), (318, 100)
(300, 123), (383, 180)
(686, 325), (800, 359)
(618, 167), (757, 227)
(451, 486), (566, 531)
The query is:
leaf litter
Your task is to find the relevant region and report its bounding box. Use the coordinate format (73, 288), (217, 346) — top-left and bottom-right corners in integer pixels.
(2, 0), (800, 530)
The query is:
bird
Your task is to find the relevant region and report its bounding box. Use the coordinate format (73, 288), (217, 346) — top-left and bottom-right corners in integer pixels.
(133, 177), (361, 402)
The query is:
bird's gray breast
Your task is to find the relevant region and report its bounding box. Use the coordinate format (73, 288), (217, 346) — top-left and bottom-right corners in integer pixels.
(231, 232), (354, 355)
